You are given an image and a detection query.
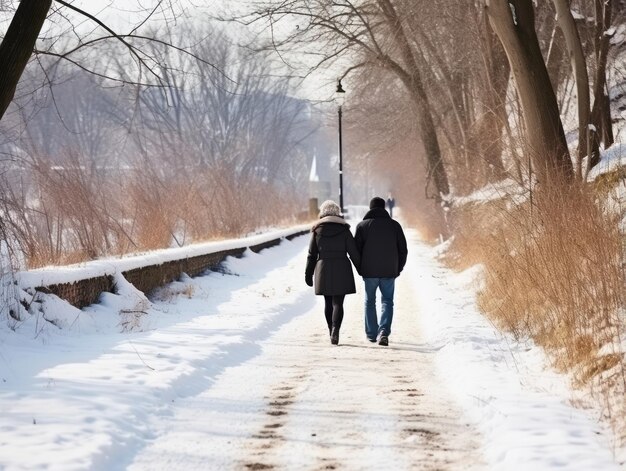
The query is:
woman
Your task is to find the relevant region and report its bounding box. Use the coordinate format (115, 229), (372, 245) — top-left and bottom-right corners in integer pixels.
(305, 200), (360, 345)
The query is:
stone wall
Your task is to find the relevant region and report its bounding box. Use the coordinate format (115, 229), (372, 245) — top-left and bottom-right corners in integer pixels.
(37, 229), (309, 309)
(38, 276), (115, 310)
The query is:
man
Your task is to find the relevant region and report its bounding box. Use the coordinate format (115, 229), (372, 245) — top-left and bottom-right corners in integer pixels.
(386, 194), (396, 218)
(355, 197), (408, 346)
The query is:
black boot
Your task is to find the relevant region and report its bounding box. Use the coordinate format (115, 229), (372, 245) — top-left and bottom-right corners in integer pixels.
(330, 327), (339, 345)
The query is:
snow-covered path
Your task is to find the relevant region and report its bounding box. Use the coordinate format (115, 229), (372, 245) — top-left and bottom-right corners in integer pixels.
(128, 235), (484, 470)
(1, 228), (620, 470)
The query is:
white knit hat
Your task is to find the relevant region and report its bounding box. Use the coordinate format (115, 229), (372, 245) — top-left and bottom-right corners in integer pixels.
(319, 200), (341, 217)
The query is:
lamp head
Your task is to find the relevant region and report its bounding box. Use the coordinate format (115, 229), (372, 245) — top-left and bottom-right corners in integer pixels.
(335, 79), (346, 108)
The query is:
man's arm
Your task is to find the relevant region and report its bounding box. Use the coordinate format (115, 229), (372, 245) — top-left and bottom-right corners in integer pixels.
(396, 223), (408, 273)
(354, 222), (365, 254)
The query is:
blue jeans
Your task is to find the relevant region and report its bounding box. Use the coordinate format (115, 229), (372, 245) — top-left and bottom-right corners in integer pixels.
(363, 277), (395, 339)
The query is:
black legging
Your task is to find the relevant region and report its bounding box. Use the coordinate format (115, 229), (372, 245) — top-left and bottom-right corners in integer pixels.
(324, 295), (345, 333)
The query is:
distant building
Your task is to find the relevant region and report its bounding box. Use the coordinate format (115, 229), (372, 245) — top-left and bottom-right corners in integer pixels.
(309, 152), (331, 203)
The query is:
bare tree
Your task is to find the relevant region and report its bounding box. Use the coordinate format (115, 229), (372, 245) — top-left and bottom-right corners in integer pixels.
(486, 0), (573, 183)
(0, 0), (51, 119)
(238, 0), (451, 199)
(0, 0), (214, 122)
(6, 62), (128, 170)
(410, 3), (509, 189)
(126, 27), (314, 188)
(474, 13), (510, 183)
(552, 0), (595, 178)
(588, 0), (615, 171)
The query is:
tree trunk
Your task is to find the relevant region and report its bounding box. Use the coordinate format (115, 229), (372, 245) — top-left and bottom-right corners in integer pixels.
(539, 2), (568, 97)
(588, 0), (614, 170)
(378, 0), (450, 198)
(552, 0), (594, 178)
(412, 79), (451, 198)
(0, 0), (51, 120)
(486, 0), (573, 184)
(412, 26), (473, 191)
(477, 15), (509, 183)
(449, 69), (473, 180)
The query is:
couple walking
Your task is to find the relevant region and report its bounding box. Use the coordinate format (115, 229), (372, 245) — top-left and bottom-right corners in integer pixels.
(305, 197), (408, 346)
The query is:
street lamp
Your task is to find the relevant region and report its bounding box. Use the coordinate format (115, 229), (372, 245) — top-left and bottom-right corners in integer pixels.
(335, 79), (346, 215)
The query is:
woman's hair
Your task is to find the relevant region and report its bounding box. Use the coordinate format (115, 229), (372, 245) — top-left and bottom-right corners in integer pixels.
(319, 200), (341, 218)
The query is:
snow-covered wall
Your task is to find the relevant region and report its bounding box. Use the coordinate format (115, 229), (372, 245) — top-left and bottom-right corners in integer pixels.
(17, 225), (311, 308)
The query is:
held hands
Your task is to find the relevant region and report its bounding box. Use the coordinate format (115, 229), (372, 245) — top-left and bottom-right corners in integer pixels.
(305, 274), (313, 287)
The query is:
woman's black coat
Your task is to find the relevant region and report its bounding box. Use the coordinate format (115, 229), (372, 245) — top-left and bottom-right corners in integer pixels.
(305, 216), (361, 296)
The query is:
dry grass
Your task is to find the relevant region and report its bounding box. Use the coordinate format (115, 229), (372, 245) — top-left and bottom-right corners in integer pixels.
(152, 280), (196, 302)
(0, 154), (307, 269)
(448, 179), (626, 438)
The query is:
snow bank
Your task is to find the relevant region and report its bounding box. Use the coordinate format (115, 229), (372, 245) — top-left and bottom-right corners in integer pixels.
(587, 143), (626, 182)
(451, 142), (626, 208)
(452, 178), (528, 207)
(0, 236), (314, 469)
(16, 224), (311, 289)
(411, 236), (618, 470)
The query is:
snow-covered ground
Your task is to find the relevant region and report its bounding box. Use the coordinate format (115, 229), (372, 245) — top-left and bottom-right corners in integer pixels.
(0, 228), (620, 469)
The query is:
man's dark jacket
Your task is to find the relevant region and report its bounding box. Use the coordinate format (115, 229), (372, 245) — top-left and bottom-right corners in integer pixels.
(354, 207), (408, 278)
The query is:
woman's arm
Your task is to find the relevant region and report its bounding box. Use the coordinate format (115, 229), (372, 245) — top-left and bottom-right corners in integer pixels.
(346, 231), (361, 274)
(305, 232), (318, 285)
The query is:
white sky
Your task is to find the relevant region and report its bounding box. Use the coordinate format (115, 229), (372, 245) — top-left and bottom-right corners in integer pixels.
(0, 0), (351, 114)
(66, 0), (347, 104)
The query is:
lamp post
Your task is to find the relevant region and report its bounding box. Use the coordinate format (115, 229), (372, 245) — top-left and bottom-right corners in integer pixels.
(335, 79), (346, 215)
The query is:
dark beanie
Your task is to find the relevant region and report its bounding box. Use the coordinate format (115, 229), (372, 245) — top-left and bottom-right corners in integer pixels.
(369, 197), (386, 209)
